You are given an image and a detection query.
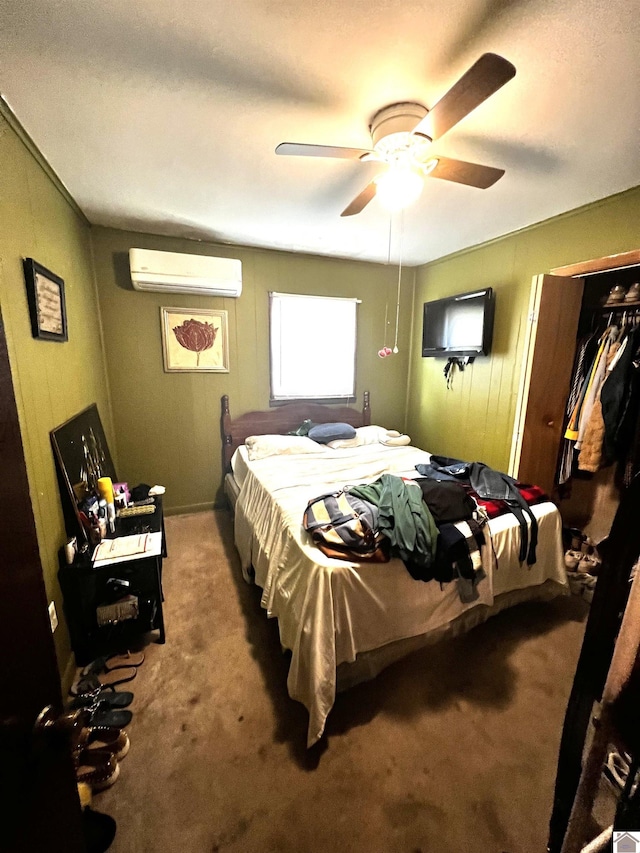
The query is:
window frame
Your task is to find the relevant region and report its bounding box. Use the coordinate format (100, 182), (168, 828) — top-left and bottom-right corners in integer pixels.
(268, 291), (358, 406)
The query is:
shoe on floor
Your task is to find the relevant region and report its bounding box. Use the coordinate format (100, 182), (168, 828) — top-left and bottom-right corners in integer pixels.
(69, 689), (134, 710)
(580, 536), (597, 556)
(85, 707), (133, 729)
(71, 667), (137, 697)
(566, 570), (596, 602)
(578, 553), (601, 575)
(564, 550), (582, 570)
(603, 749), (631, 791)
(75, 748), (120, 792)
(78, 726), (130, 761)
(82, 651), (145, 675)
(68, 697), (133, 729)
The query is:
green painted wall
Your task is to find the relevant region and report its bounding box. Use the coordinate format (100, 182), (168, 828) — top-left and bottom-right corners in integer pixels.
(91, 227), (415, 513)
(0, 111), (113, 679)
(407, 186), (640, 470)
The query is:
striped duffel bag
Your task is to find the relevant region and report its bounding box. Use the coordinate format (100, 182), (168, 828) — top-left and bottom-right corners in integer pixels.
(302, 490), (389, 562)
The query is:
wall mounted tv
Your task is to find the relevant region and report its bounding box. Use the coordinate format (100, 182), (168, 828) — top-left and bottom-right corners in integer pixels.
(421, 288), (495, 358)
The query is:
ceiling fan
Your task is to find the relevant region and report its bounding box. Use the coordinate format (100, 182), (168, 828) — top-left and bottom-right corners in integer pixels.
(275, 53), (516, 216)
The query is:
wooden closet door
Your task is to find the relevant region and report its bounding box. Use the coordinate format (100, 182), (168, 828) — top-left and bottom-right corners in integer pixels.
(510, 273), (584, 496)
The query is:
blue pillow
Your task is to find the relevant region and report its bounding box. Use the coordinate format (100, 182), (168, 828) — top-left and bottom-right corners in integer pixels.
(308, 422), (356, 444)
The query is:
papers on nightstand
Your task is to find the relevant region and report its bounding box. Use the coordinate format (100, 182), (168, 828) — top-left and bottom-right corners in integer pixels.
(92, 532), (163, 566)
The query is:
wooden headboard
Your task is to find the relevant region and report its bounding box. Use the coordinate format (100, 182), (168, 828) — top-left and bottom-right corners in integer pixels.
(221, 392), (371, 472)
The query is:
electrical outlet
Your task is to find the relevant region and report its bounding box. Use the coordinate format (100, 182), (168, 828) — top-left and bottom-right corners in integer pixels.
(48, 601), (58, 633)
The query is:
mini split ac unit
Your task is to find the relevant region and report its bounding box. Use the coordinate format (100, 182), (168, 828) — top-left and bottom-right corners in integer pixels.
(129, 248), (242, 297)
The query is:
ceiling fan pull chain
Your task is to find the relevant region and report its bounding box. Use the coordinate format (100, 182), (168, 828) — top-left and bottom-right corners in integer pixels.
(384, 215), (393, 349)
(393, 211), (403, 353)
(382, 301), (390, 350)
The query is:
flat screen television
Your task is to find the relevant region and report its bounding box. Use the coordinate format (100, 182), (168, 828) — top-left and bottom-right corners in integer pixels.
(421, 287), (495, 358)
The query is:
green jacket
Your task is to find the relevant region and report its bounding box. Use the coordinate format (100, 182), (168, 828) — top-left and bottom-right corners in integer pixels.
(349, 474), (439, 571)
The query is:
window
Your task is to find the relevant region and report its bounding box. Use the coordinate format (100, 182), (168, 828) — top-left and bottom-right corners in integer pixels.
(269, 292), (358, 402)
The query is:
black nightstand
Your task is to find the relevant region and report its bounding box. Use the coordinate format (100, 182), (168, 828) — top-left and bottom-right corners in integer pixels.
(58, 497), (167, 666)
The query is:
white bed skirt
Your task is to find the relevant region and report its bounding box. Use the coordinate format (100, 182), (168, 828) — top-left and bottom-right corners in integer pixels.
(336, 577), (567, 691)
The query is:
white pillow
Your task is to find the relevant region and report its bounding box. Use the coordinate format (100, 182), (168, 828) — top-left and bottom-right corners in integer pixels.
(245, 434), (327, 461)
(327, 425), (412, 449)
(354, 425), (392, 445)
(326, 436), (360, 449)
(381, 431), (411, 447)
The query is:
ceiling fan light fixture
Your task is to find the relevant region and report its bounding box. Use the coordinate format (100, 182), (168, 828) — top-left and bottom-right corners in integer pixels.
(370, 102), (428, 147)
(375, 166), (424, 212)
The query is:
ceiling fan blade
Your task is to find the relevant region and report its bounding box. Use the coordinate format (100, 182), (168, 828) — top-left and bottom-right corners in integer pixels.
(341, 181), (378, 216)
(412, 53), (516, 142)
(276, 142), (373, 160)
(427, 156), (505, 188)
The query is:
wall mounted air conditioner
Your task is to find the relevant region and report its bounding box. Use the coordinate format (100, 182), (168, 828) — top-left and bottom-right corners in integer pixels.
(129, 248), (242, 297)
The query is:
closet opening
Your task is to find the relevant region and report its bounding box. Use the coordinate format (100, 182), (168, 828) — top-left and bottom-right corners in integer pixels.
(556, 263), (640, 545)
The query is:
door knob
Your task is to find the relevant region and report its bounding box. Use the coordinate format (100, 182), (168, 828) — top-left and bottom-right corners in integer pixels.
(34, 705), (86, 742)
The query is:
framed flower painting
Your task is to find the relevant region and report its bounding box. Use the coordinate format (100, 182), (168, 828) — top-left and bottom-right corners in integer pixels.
(161, 307), (229, 373)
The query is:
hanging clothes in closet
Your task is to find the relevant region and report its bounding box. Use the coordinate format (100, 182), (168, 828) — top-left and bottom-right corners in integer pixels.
(602, 318), (640, 485)
(558, 331), (599, 484)
(558, 310), (640, 486)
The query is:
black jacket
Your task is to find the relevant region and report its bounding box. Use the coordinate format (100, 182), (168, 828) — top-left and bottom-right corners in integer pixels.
(415, 455), (538, 565)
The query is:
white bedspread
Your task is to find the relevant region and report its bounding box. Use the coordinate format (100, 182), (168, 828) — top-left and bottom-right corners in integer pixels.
(232, 443), (567, 746)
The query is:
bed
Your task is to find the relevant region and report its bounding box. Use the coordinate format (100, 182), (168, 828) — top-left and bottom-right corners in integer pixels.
(221, 393), (568, 746)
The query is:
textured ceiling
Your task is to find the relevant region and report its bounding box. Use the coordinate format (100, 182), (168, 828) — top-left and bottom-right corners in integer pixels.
(1, 0), (639, 265)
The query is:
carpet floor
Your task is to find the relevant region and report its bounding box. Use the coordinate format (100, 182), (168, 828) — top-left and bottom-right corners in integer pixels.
(98, 510), (589, 853)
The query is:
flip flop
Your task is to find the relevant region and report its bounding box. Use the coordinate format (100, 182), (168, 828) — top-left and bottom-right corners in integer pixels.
(82, 651), (145, 675)
(86, 708), (133, 729)
(69, 689), (134, 710)
(105, 650), (144, 670)
(71, 667), (137, 696)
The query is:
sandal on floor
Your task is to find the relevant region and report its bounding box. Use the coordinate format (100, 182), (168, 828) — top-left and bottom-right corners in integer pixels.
(68, 695), (133, 729)
(86, 708), (133, 729)
(82, 651), (145, 675)
(71, 667), (137, 696)
(603, 749), (631, 791)
(75, 748), (120, 792)
(78, 726), (130, 761)
(69, 689), (134, 710)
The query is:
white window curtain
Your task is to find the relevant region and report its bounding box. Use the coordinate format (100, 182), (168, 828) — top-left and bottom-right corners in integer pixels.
(269, 292), (358, 401)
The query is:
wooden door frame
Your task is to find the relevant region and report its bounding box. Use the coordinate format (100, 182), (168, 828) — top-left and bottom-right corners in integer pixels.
(551, 249), (640, 278)
(0, 306), (85, 852)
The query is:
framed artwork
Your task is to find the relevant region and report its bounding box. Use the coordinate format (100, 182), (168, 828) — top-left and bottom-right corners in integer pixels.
(50, 403), (117, 542)
(161, 307), (229, 372)
(23, 258), (68, 342)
